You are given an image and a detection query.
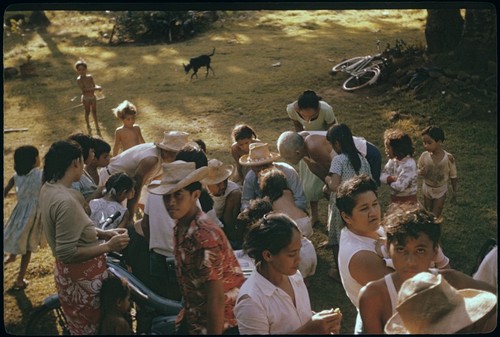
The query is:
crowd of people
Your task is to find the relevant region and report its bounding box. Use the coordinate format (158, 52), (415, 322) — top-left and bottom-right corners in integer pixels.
(4, 87), (497, 334)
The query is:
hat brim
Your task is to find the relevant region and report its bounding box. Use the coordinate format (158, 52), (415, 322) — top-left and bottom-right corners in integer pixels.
(385, 289), (497, 334)
(154, 142), (183, 152)
(147, 166), (208, 195)
(201, 166), (234, 185)
(239, 153), (281, 166)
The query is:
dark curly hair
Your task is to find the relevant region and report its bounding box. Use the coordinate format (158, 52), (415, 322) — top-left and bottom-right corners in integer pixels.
(384, 128), (415, 159)
(336, 174), (378, 220)
(383, 205), (441, 248)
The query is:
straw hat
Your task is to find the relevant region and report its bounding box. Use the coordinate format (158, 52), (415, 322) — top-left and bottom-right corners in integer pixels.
(154, 131), (190, 152)
(201, 159), (234, 185)
(239, 143), (280, 166)
(384, 272), (497, 334)
(147, 160), (208, 195)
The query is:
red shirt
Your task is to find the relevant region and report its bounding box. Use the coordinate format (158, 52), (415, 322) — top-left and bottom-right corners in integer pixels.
(174, 209), (245, 334)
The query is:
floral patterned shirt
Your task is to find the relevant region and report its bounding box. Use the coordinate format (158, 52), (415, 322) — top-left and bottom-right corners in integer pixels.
(174, 209), (245, 334)
(380, 156), (418, 197)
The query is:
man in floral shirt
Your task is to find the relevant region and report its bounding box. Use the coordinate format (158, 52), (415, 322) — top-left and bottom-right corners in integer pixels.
(148, 160), (245, 334)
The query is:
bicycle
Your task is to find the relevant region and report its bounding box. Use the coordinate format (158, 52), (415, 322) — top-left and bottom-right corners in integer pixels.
(25, 252), (183, 335)
(330, 51), (391, 91)
(25, 250), (255, 335)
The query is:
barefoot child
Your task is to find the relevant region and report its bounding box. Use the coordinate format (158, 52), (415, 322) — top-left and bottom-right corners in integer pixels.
(75, 59), (101, 134)
(112, 100), (146, 156)
(358, 206), (496, 334)
(97, 276), (134, 335)
(417, 126), (458, 222)
(380, 128), (418, 210)
(3, 145), (45, 290)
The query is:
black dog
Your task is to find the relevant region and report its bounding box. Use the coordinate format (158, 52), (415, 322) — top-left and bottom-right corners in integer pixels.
(183, 48), (215, 80)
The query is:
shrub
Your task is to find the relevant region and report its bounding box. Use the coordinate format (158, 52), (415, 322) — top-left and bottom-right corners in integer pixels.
(112, 11), (218, 43)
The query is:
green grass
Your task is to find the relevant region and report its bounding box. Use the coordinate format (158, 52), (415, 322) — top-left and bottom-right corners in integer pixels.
(3, 9), (497, 334)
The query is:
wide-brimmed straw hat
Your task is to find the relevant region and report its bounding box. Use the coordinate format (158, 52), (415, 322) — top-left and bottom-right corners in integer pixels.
(239, 143), (280, 166)
(147, 160), (208, 195)
(201, 159), (234, 185)
(154, 131), (189, 152)
(384, 272), (497, 334)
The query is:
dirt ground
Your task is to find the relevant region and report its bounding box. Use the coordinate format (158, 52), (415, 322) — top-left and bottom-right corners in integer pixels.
(3, 9), (497, 334)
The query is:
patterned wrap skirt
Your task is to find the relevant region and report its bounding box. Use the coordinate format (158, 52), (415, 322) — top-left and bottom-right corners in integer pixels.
(54, 254), (109, 335)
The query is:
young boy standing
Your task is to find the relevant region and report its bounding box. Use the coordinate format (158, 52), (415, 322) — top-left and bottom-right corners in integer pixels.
(417, 125), (458, 223)
(75, 59), (101, 135)
(147, 160), (245, 335)
(358, 206), (496, 334)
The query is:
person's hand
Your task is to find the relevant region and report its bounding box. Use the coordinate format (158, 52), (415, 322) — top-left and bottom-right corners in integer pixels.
(386, 175), (396, 184)
(306, 308), (342, 334)
(322, 184), (330, 200)
(106, 232), (130, 252)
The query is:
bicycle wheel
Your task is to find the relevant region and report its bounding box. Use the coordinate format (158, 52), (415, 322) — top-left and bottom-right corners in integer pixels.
(331, 57), (365, 72)
(342, 68), (381, 91)
(26, 298), (70, 335)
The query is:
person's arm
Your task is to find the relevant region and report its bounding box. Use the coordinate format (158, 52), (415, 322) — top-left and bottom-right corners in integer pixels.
(114, 317), (134, 335)
(325, 173), (341, 192)
(221, 189), (242, 241)
(68, 232), (130, 263)
(379, 160), (393, 185)
(4, 176), (14, 197)
(206, 279), (225, 334)
(136, 126), (146, 144)
(116, 210), (132, 229)
(85, 185), (105, 202)
(358, 280), (388, 334)
(129, 156), (159, 214)
(442, 269), (496, 293)
(282, 165), (307, 211)
(113, 129), (121, 157)
(388, 160), (416, 192)
(240, 171), (256, 211)
(349, 250), (393, 287)
(141, 213), (150, 242)
(230, 144), (244, 183)
(287, 101), (305, 132)
(292, 119), (304, 132)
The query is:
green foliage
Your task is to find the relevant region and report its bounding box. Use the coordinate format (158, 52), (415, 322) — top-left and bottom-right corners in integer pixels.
(113, 11), (218, 43)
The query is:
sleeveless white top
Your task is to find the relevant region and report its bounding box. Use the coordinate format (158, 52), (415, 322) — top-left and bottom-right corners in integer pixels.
(212, 180), (240, 219)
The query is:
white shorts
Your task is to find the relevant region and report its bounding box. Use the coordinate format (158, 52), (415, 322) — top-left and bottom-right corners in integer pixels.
(422, 183), (448, 199)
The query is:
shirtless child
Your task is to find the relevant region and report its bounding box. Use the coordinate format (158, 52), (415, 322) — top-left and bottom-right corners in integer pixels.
(75, 59), (101, 134)
(112, 100), (146, 156)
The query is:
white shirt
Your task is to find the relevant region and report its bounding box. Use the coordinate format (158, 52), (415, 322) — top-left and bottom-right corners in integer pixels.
(144, 185), (175, 257)
(144, 181), (213, 256)
(234, 270), (311, 334)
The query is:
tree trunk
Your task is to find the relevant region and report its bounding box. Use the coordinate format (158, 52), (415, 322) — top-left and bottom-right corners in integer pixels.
(29, 11), (51, 28)
(455, 9), (497, 73)
(425, 9), (464, 54)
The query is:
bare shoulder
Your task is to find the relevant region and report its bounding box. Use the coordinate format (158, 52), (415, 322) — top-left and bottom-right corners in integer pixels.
(359, 277), (387, 301)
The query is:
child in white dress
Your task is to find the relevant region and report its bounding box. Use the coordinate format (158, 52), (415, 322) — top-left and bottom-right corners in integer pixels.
(89, 172), (135, 229)
(418, 126), (458, 222)
(4, 145), (45, 290)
